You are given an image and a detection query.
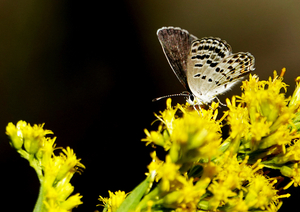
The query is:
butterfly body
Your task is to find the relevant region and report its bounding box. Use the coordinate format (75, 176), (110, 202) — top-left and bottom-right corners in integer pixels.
(157, 27), (255, 105)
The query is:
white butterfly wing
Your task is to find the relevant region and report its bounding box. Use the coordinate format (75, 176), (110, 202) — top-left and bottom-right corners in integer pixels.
(187, 38), (255, 104)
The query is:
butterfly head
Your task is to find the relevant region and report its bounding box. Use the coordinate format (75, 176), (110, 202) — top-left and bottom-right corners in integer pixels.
(184, 92), (195, 105)
(185, 92), (209, 106)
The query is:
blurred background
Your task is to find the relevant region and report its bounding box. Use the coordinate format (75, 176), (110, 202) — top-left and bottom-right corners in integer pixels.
(0, 0), (300, 211)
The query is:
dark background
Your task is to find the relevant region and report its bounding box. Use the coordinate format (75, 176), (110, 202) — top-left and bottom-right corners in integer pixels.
(0, 1), (299, 211)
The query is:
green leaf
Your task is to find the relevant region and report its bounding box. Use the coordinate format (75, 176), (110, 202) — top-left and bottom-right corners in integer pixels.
(116, 176), (151, 212)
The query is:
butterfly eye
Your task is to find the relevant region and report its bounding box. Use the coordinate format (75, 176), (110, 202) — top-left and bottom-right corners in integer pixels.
(189, 94), (194, 102)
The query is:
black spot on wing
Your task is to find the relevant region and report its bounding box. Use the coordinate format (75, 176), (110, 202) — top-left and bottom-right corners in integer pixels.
(195, 64), (203, 67)
(210, 62), (218, 67)
(218, 51), (226, 58)
(191, 54), (210, 60)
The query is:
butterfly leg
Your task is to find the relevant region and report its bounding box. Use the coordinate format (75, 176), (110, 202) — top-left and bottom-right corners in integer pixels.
(215, 97), (227, 107)
(193, 104), (203, 116)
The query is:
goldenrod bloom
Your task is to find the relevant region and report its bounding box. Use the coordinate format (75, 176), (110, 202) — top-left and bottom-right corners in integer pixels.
(161, 177), (206, 211)
(6, 121), (84, 212)
(129, 69), (299, 212)
(225, 70), (300, 156)
(281, 163), (300, 188)
(289, 76), (300, 110)
(6, 121), (27, 150)
(143, 99), (222, 171)
(98, 190), (128, 212)
(146, 151), (164, 181)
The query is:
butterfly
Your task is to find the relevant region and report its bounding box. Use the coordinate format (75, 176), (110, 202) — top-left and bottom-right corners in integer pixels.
(155, 26), (255, 106)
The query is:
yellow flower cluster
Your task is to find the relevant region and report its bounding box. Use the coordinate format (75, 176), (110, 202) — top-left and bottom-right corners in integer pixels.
(98, 190), (128, 212)
(226, 69), (299, 153)
(6, 121), (85, 212)
(143, 99), (222, 170)
(99, 69), (300, 212)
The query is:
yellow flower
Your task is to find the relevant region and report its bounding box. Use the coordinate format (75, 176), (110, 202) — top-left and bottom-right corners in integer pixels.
(142, 126), (166, 147)
(22, 122), (53, 155)
(227, 192), (249, 212)
(170, 104), (222, 164)
(273, 140), (300, 165)
(157, 155), (182, 192)
(146, 151), (163, 182)
(249, 116), (271, 143)
(197, 161), (219, 184)
(55, 147), (85, 181)
(208, 179), (237, 209)
(98, 190), (128, 212)
(154, 98), (178, 135)
(143, 99), (222, 168)
(161, 177), (205, 211)
(206, 153), (263, 210)
(259, 124), (299, 149)
(141, 153), (211, 211)
(289, 75), (300, 110)
(41, 146), (85, 210)
(245, 175), (279, 210)
(226, 69), (298, 153)
(6, 120), (53, 155)
(60, 193), (83, 210)
(289, 76), (300, 133)
(281, 163), (300, 188)
(142, 99), (179, 150)
(40, 137), (57, 167)
(240, 70), (290, 123)
(226, 96), (250, 139)
(6, 121), (27, 150)
(6, 121), (84, 212)
(105, 70), (300, 212)
(44, 184), (83, 211)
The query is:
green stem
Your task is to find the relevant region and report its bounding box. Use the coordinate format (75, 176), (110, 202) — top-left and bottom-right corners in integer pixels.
(33, 183), (44, 212)
(136, 186), (161, 211)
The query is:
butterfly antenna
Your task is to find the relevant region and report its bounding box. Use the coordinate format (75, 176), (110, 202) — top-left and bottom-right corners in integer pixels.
(152, 93), (189, 102)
